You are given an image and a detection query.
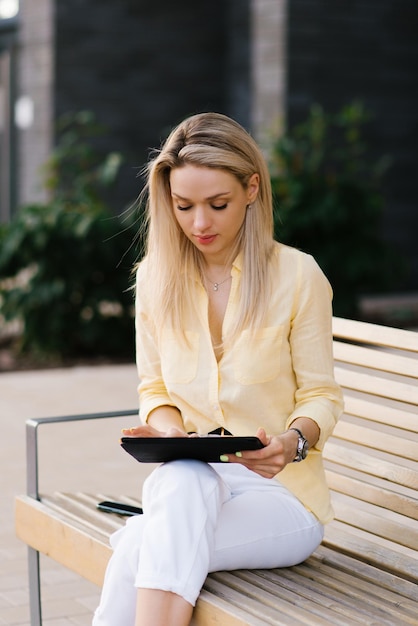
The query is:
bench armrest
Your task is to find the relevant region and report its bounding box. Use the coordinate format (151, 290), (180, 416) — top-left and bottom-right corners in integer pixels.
(26, 409), (138, 500)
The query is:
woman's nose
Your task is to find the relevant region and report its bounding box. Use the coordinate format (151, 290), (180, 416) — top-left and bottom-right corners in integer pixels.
(193, 206), (211, 231)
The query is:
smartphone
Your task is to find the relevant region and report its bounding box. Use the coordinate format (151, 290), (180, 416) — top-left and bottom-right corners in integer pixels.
(97, 500), (143, 516)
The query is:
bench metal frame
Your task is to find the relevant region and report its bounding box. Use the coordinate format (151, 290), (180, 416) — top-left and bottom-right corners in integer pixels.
(25, 409), (138, 626)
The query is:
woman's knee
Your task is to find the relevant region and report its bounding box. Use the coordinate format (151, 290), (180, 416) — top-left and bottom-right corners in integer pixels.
(144, 459), (217, 490)
(142, 460), (224, 511)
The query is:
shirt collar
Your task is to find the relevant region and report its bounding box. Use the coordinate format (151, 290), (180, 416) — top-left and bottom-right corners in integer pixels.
(232, 251), (243, 274)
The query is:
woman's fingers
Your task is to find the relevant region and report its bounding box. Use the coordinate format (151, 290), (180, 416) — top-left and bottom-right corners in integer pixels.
(121, 424), (162, 438)
(164, 427), (189, 438)
(121, 424), (189, 438)
(221, 432), (288, 477)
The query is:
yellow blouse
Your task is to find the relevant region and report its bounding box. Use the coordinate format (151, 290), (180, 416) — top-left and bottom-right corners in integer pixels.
(135, 242), (344, 523)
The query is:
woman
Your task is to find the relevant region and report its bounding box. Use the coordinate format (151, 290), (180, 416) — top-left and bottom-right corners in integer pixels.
(93, 112), (343, 626)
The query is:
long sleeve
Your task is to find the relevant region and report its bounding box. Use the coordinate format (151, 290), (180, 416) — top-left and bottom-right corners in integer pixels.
(135, 265), (177, 424)
(285, 253), (344, 450)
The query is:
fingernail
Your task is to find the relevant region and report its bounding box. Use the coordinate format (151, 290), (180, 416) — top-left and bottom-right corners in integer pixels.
(220, 455), (229, 462)
(235, 451), (243, 458)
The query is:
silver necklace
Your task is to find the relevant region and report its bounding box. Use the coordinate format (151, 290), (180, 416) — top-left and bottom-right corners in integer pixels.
(205, 275), (232, 291)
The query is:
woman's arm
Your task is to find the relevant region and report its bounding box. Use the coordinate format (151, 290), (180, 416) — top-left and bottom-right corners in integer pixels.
(222, 418), (319, 479)
(285, 254), (343, 448)
(135, 265), (183, 428)
(287, 416), (320, 451)
(123, 405), (187, 438)
(221, 256), (340, 478)
(147, 405), (186, 433)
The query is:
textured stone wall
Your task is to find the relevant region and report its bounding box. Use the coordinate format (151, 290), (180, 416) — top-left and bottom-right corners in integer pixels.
(54, 0), (250, 211)
(286, 0), (418, 288)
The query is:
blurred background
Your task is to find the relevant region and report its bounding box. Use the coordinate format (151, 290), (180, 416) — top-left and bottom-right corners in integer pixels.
(0, 0), (417, 369)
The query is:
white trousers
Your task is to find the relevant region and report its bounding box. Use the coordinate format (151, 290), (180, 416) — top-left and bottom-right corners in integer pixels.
(93, 460), (323, 625)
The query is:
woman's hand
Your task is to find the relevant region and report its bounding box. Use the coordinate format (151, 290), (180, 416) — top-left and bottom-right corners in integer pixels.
(122, 405), (189, 439)
(121, 424), (189, 438)
(221, 427), (299, 479)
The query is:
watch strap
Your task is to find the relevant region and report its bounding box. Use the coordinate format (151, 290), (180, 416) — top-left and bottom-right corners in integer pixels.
(288, 427), (308, 462)
(288, 427), (304, 439)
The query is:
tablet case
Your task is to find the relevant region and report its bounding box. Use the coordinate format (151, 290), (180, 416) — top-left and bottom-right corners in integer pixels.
(120, 436), (264, 463)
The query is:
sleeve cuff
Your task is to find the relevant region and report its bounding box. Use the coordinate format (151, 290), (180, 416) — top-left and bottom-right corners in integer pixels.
(285, 399), (342, 451)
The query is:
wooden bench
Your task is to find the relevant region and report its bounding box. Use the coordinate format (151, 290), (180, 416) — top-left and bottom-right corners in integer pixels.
(15, 317), (418, 625)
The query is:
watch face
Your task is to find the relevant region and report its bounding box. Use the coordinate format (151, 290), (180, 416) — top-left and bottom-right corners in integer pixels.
(290, 428), (308, 462)
(295, 435), (308, 461)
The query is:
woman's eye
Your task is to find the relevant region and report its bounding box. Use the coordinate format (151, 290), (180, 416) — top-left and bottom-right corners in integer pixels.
(212, 203), (227, 211)
(177, 205), (192, 211)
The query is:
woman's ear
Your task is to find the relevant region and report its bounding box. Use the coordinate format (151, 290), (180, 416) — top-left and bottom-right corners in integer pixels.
(247, 173), (260, 204)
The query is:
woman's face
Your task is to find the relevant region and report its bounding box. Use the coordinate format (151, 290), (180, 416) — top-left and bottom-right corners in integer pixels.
(170, 165), (259, 265)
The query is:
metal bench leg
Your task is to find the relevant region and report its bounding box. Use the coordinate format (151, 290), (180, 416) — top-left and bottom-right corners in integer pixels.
(24, 410), (137, 625)
(28, 546), (42, 625)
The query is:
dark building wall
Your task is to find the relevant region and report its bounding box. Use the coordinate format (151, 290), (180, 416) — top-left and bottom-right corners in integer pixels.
(286, 0), (418, 290)
(54, 0), (250, 211)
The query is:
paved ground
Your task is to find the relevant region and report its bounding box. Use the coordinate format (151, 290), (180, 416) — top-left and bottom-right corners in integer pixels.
(0, 363), (155, 625)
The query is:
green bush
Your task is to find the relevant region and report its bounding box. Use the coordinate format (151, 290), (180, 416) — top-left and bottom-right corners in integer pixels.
(270, 102), (401, 318)
(0, 112), (140, 361)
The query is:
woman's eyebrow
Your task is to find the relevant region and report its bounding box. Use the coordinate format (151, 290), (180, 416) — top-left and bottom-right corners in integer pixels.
(171, 191), (230, 201)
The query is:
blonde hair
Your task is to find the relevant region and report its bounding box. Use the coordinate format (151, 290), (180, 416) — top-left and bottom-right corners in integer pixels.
(138, 112), (275, 341)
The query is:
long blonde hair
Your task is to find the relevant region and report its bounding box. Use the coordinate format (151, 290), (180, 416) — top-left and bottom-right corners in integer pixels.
(138, 112), (275, 341)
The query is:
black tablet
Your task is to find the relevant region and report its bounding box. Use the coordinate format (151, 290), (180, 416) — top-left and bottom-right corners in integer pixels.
(120, 435), (264, 463)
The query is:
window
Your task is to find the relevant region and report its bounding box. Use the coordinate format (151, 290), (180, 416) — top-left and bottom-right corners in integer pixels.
(0, 0), (19, 20)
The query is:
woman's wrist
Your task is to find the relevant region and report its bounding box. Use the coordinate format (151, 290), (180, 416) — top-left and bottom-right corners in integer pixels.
(286, 417), (320, 450)
(281, 429), (303, 464)
(147, 405), (185, 434)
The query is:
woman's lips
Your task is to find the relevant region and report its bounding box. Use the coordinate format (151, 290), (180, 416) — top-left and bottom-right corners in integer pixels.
(194, 234), (217, 245)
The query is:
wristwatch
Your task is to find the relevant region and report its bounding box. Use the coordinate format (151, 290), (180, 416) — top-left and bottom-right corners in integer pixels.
(288, 427), (308, 462)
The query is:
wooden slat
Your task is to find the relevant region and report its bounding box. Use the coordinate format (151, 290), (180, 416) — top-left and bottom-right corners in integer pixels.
(332, 317), (418, 352)
(301, 555), (417, 609)
(206, 572), (332, 626)
(193, 588), (271, 626)
(325, 468), (418, 519)
(331, 491), (418, 550)
(285, 562), (418, 625)
(334, 366), (418, 404)
(313, 545), (418, 601)
(269, 567), (415, 626)
(15, 495), (111, 587)
(326, 459), (417, 499)
(342, 395), (417, 431)
(324, 441), (418, 489)
(323, 521), (418, 581)
(333, 341), (418, 378)
(332, 420), (418, 461)
(202, 578), (296, 626)
(228, 570), (362, 626)
(43, 493), (125, 533)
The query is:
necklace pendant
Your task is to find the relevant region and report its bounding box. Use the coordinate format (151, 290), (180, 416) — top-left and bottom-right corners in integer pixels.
(213, 283), (219, 291)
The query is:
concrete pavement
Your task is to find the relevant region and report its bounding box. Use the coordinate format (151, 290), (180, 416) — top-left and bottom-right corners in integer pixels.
(0, 363), (154, 625)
